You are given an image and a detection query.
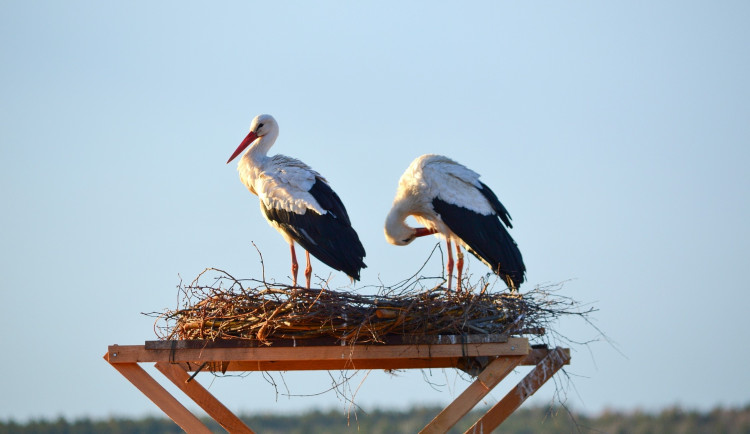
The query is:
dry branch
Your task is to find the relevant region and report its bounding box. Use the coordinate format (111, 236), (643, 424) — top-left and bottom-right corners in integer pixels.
(150, 268), (592, 347)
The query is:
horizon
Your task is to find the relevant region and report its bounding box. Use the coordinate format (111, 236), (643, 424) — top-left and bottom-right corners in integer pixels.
(5, 402), (750, 425)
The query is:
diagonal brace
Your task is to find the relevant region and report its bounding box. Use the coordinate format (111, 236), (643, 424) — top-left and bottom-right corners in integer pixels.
(103, 355), (213, 434)
(465, 347), (570, 433)
(420, 355), (524, 433)
(155, 362), (255, 434)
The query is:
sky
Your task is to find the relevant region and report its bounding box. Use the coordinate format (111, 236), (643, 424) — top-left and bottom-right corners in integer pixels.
(1, 0), (749, 423)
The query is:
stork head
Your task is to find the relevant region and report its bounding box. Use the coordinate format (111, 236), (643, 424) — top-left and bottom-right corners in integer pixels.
(384, 203), (438, 246)
(386, 225), (438, 246)
(385, 202), (413, 245)
(226, 114), (278, 164)
(384, 224), (416, 246)
(249, 114), (276, 137)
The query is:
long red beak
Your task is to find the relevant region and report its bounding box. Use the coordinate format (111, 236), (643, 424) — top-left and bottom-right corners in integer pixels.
(226, 131), (258, 164)
(414, 227), (438, 237)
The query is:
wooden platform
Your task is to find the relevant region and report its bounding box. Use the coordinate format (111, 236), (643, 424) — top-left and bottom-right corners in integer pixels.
(104, 336), (569, 433)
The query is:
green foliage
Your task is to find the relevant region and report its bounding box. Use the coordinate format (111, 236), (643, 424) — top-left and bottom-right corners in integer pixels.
(2, 405), (750, 434)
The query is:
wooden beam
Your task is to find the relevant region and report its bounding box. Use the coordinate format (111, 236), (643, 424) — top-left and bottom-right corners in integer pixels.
(107, 338), (529, 364)
(145, 333), (510, 350)
(523, 347), (570, 366)
(103, 356), (212, 434)
(154, 348), (562, 373)
(201, 357), (462, 372)
(155, 362), (255, 434)
(420, 355), (524, 434)
(465, 347), (570, 433)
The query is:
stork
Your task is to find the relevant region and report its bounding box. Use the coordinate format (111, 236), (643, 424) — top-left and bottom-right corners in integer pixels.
(384, 154), (525, 292)
(227, 114), (366, 288)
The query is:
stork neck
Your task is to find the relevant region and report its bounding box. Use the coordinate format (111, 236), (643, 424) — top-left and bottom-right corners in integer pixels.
(247, 129), (279, 162)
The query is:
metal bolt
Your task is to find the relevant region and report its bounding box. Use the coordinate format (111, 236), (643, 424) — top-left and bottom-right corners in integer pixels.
(510, 346), (516, 351)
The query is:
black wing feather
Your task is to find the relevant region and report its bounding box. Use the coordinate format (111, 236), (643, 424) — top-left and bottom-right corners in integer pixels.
(432, 196), (525, 290)
(478, 181), (513, 228)
(262, 177), (366, 280)
(308, 176), (352, 226)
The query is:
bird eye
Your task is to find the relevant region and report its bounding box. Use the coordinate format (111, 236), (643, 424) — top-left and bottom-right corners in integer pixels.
(258, 123), (264, 128)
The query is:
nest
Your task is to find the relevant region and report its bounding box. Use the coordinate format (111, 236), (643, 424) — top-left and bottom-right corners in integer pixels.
(153, 268), (585, 345)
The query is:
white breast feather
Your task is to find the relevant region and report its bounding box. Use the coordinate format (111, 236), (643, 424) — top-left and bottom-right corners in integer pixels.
(242, 154), (326, 216)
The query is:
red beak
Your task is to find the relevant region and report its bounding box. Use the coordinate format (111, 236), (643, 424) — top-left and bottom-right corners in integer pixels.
(414, 227), (438, 237)
(226, 131), (258, 164)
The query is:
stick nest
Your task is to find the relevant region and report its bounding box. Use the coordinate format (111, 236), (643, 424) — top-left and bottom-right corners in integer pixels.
(152, 268), (586, 345)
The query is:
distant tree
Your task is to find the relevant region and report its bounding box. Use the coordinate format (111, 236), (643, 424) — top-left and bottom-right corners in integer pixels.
(3, 405), (750, 433)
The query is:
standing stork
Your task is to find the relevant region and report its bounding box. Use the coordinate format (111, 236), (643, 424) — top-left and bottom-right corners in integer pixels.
(384, 154), (525, 292)
(227, 114), (366, 288)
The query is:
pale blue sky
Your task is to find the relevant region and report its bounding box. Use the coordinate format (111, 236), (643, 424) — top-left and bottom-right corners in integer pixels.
(1, 0), (749, 422)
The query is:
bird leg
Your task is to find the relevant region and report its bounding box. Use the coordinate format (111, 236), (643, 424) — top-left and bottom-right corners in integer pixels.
(304, 250), (312, 289)
(290, 243), (299, 287)
(456, 244), (464, 293)
(446, 240), (454, 291)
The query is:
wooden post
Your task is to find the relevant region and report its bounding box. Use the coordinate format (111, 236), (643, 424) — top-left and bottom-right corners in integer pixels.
(420, 355), (524, 433)
(104, 355), (213, 434)
(155, 362), (255, 434)
(465, 347), (570, 433)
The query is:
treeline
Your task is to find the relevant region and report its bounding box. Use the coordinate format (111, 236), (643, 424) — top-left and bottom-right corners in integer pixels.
(3, 405), (750, 433)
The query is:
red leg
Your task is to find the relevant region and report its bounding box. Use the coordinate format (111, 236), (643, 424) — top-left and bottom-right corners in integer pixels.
(456, 244), (464, 293)
(304, 250), (312, 289)
(446, 240), (454, 291)
(290, 243), (299, 287)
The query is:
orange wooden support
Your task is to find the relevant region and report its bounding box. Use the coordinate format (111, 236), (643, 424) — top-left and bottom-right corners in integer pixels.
(107, 339), (528, 365)
(154, 362), (255, 434)
(420, 355), (524, 433)
(103, 356), (213, 434)
(104, 337), (569, 433)
(466, 347), (571, 433)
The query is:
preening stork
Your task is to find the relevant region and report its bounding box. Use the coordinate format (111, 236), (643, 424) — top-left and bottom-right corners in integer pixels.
(227, 114), (366, 288)
(384, 154), (525, 292)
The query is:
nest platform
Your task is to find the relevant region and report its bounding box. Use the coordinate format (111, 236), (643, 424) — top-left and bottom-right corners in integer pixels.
(106, 270), (575, 432)
(104, 335), (569, 433)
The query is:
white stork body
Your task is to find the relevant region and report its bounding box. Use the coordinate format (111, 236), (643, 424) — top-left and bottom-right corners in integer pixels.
(227, 114), (366, 288)
(385, 154), (525, 291)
